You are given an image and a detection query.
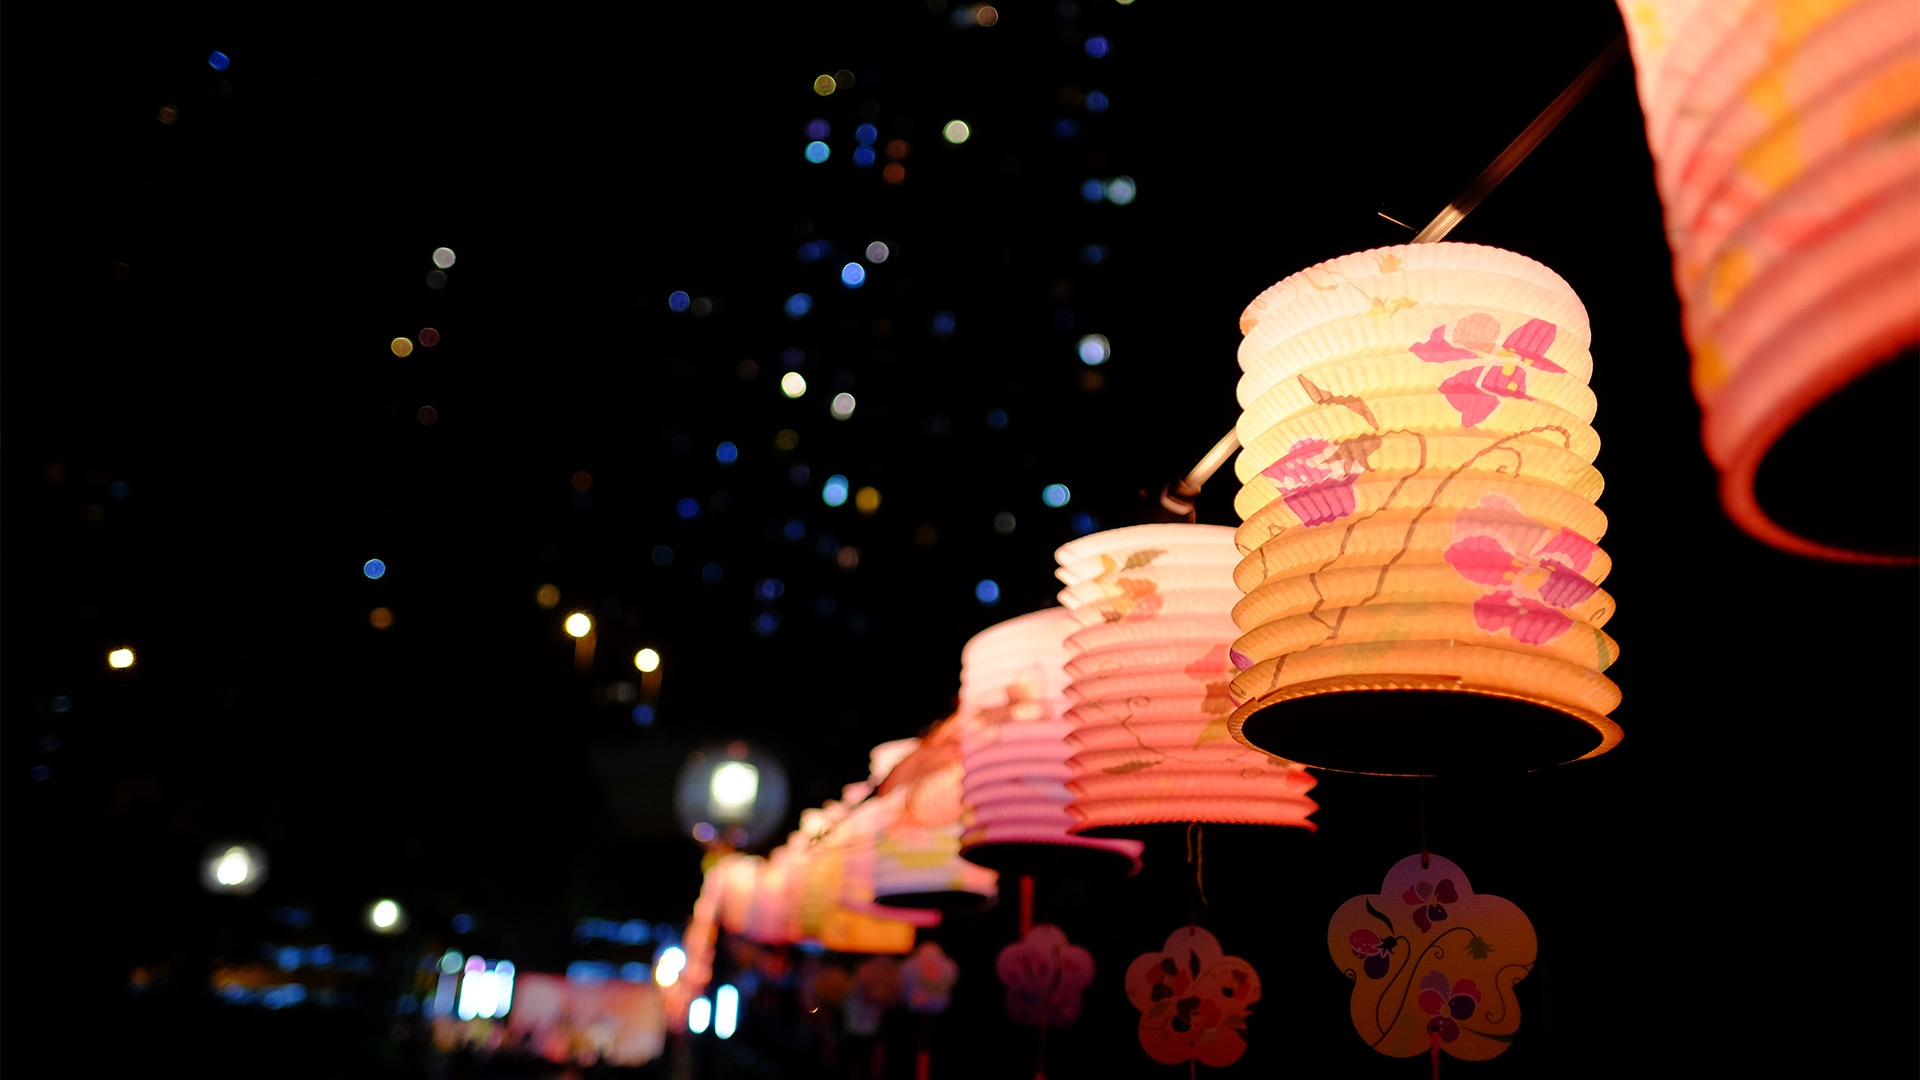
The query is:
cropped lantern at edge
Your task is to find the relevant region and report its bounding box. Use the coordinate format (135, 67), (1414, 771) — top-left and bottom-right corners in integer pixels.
(1617, 0), (1919, 563)
(1223, 242), (1622, 775)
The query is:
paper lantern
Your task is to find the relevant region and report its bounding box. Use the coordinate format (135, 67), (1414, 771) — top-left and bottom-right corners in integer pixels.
(955, 609), (1145, 875)
(869, 731), (1000, 912)
(1223, 243), (1623, 775)
(1053, 524), (1319, 830)
(1617, 0), (1919, 561)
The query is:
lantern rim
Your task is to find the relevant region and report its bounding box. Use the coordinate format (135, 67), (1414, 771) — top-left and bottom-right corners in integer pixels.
(1226, 675), (1622, 777)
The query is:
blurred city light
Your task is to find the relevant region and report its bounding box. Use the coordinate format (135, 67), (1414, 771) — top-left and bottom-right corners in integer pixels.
(456, 957), (515, 1021)
(840, 262), (866, 287)
(689, 997), (712, 1034)
(367, 898), (406, 933)
(781, 372), (808, 398)
(804, 141), (829, 163)
(634, 648), (661, 673)
(565, 612), (594, 638)
(813, 74), (837, 95)
(1106, 176), (1137, 205)
(108, 647), (136, 669)
(363, 558), (387, 580)
(655, 946), (687, 987)
(391, 337), (414, 358)
(208, 51), (231, 71)
(715, 984), (739, 1039)
(865, 241), (890, 263)
(822, 475), (850, 507)
(535, 584), (561, 609)
(976, 579), (1001, 605)
(1078, 334), (1111, 365)
(709, 761), (760, 813)
(854, 486), (881, 515)
(201, 841), (267, 896)
(830, 393), (856, 420)
(1042, 483), (1072, 507)
(432, 247), (456, 269)
(943, 120), (971, 144)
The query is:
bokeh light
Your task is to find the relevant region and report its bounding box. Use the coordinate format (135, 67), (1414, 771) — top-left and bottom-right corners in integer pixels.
(669, 291), (691, 312)
(1106, 176), (1137, 205)
(419, 327), (440, 347)
(994, 512), (1017, 535)
(1087, 90), (1109, 112)
(391, 337), (414, 358)
(536, 584), (561, 609)
(716, 441), (738, 464)
(1041, 483), (1071, 507)
(201, 840), (266, 896)
(813, 74), (837, 96)
(975, 5), (1000, 27)
(840, 262), (866, 287)
(369, 607), (394, 629)
(208, 51), (231, 71)
(986, 408), (1009, 430)
(783, 517), (806, 541)
(822, 475), (850, 507)
(856, 123), (878, 145)
(571, 471), (593, 492)
(432, 247), (456, 269)
(688, 998), (711, 1034)
(830, 393), (856, 420)
(652, 545), (674, 566)
(715, 985), (739, 1040)
(781, 372), (808, 398)
(564, 612), (594, 638)
(634, 648), (661, 673)
(1077, 334), (1111, 365)
(632, 703), (656, 726)
(158, 104), (179, 124)
(752, 612), (780, 635)
(368, 899), (406, 933)
(1085, 35), (1110, 58)
(426, 270), (448, 290)
(932, 311), (956, 338)
(784, 293), (813, 319)
(854, 486), (881, 514)
(1081, 179), (1105, 202)
(882, 162), (906, 184)
(835, 546), (860, 570)
(865, 241), (890, 263)
(108, 648), (135, 669)
(804, 141), (829, 164)
(676, 497), (699, 519)
(363, 558), (387, 580)
(975, 579), (1001, 605)
(852, 146), (876, 167)
(775, 429), (799, 451)
(943, 120), (971, 144)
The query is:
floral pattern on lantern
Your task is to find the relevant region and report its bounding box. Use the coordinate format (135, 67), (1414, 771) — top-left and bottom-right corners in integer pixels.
(1123, 926), (1261, 1068)
(1327, 854), (1536, 1062)
(996, 924), (1095, 1027)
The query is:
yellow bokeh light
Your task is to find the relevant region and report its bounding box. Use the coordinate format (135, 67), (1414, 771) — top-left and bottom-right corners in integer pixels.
(781, 372), (808, 399)
(391, 337), (414, 358)
(565, 612), (594, 638)
(369, 607), (394, 629)
(854, 486), (882, 515)
(813, 74), (837, 96)
(634, 648), (661, 673)
(775, 429), (799, 451)
(536, 584), (561, 609)
(108, 647), (135, 669)
(942, 120), (971, 144)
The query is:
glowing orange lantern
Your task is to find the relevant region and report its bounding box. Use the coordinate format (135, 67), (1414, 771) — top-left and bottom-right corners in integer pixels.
(956, 609), (1145, 875)
(1053, 524), (1319, 829)
(1617, 0), (1919, 561)
(1224, 243), (1622, 775)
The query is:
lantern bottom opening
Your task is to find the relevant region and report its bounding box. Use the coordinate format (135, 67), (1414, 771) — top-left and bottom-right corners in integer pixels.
(959, 835), (1143, 878)
(1732, 346), (1918, 565)
(868, 888), (997, 915)
(1226, 675), (1621, 777)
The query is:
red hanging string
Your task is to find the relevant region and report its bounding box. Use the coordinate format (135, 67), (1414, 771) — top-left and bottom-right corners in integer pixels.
(1430, 1030), (1442, 1080)
(916, 1013), (932, 1080)
(1019, 874), (1035, 940)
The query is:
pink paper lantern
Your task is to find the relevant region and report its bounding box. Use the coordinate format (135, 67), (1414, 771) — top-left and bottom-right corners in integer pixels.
(1055, 524), (1318, 830)
(956, 609), (1145, 875)
(1618, 0), (1920, 561)
(869, 731), (1000, 911)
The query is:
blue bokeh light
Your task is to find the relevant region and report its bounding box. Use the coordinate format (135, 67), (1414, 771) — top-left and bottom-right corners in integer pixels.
(1087, 90), (1109, 112)
(797, 240), (828, 263)
(1081, 244), (1107, 265)
(852, 146), (876, 168)
(1081, 178), (1106, 202)
(855, 123), (878, 145)
(653, 544), (675, 566)
(675, 497), (699, 520)
(716, 441), (738, 465)
(806, 118), (830, 140)
(822, 475), (850, 507)
(789, 464), (811, 485)
(1042, 484), (1071, 508)
(840, 262), (866, 287)
(108, 481), (130, 499)
(668, 291), (691, 312)
(1053, 118), (1080, 139)
(804, 141), (830, 164)
(451, 914), (474, 933)
(632, 703), (656, 726)
(785, 293), (813, 318)
(783, 518), (806, 541)
(1070, 511), (1097, 534)
(814, 595), (838, 617)
(752, 612), (780, 636)
(986, 408), (1009, 430)
(208, 50), (231, 71)
(363, 559), (386, 580)
(975, 579), (1001, 605)
(931, 311), (956, 338)
(757, 577), (785, 601)
(1085, 35), (1110, 58)
(701, 562), (724, 584)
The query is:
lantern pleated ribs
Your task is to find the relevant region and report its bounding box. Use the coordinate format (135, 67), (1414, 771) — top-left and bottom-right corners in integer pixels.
(1618, 0), (1920, 561)
(1054, 524), (1318, 830)
(1224, 243), (1623, 774)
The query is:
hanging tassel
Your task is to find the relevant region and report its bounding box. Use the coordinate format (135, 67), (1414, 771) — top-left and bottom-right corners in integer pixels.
(1185, 822), (1209, 906)
(916, 1013), (932, 1080)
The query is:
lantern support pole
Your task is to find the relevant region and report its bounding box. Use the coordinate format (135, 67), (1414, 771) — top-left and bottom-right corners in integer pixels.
(1168, 32), (1624, 513)
(1411, 32), (1626, 244)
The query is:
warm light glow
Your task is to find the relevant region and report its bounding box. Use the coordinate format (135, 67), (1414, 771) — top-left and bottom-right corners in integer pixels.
(369, 607), (394, 629)
(634, 648), (660, 673)
(535, 584), (561, 609)
(214, 848), (250, 886)
(813, 73), (837, 96)
(655, 945), (686, 987)
(709, 761), (760, 812)
(781, 372), (808, 398)
(564, 612), (593, 638)
(108, 648), (136, 669)
(854, 486), (881, 515)
(369, 899), (402, 931)
(390, 337), (414, 358)
(943, 120), (971, 144)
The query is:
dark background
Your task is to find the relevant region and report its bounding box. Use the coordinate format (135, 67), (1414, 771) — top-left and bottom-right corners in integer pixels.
(8, 2), (1915, 1077)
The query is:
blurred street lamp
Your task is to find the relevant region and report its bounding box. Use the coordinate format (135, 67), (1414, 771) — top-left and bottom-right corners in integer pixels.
(367, 898), (408, 934)
(565, 611), (595, 674)
(674, 741), (789, 851)
(200, 840), (268, 896)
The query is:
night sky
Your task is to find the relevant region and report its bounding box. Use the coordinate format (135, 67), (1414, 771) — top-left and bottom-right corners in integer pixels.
(9, 3), (1916, 1077)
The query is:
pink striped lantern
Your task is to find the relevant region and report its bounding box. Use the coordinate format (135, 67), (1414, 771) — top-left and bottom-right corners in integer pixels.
(1618, 0), (1919, 561)
(870, 731), (1000, 912)
(1055, 524), (1318, 832)
(832, 789), (943, 932)
(956, 609), (1145, 876)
